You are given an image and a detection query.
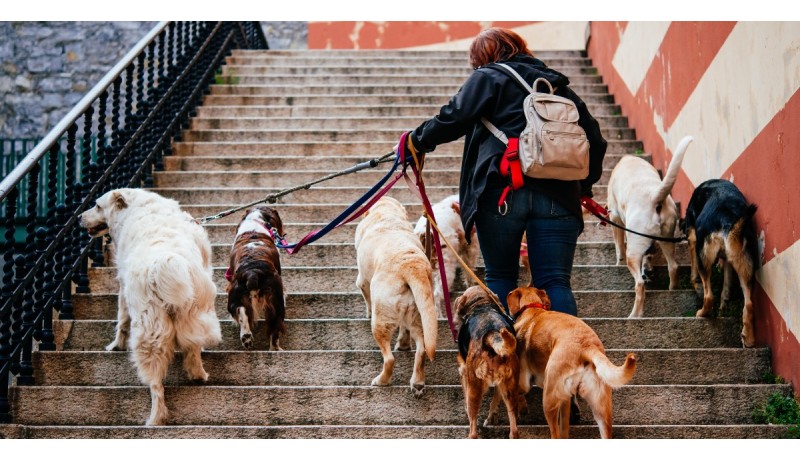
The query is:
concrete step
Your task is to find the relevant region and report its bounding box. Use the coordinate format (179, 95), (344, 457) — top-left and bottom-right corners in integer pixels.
(2, 424), (789, 439)
(73, 290), (701, 321)
(199, 93), (614, 106)
(153, 169), (462, 188)
(201, 240), (689, 268)
(194, 103), (628, 118)
(208, 83), (609, 96)
(171, 141), (645, 158)
(85, 264), (693, 294)
(180, 126), (632, 143)
(230, 49), (588, 58)
(54, 317), (744, 352)
(190, 114), (629, 130)
(34, 348), (771, 386)
(218, 66), (601, 79)
(11, 384), (789, 426)
(224, 56), (593, 67)
(149, 185), (465, 205)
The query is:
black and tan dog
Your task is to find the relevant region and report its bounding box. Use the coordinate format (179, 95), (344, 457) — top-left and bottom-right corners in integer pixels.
(454, 286), (520, 439)
(684, 179), (758, 347)
(226, 205), (286, 350)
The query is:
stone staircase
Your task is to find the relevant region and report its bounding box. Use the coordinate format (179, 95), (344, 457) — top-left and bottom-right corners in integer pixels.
(1, 49), (792, 438)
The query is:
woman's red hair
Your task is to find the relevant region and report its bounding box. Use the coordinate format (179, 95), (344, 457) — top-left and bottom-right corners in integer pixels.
(469, 27), (533, 69)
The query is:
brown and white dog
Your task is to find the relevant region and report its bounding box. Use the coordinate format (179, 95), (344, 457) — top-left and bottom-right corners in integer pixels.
(79, 188), (222, 426)
(508, 286), (637, 439)
(607, 136), (693, 318)
(226, 205), (286, 350)
(355, 196), (438, 397)
(413, 194), (480, 314)
(683, 179), (758, 347)
(454, 286), (520, 439)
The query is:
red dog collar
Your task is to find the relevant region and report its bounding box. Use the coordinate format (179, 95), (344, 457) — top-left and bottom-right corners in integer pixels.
(514, 302), (549, 320)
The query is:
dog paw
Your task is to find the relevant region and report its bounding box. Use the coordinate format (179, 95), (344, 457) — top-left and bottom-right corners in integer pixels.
(393, 342), (411, 352)
(371, 376), (391, 387)
(411, 383), (425, 398)
(741, 330), (756, 348)
(105, 341), (126, 352)
(483, 413), (498, 427)
(240, 333), (253, 349)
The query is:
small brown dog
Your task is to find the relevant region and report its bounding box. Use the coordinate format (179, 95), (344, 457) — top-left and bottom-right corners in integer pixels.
(226, 205), (286, 350)
(508, 286), (637, 439)
(454, 286), (520, 439)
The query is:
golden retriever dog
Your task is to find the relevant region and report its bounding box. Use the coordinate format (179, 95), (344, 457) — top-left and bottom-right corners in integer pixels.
(355, 196), (438, 397)
(454, 286), (520, 439)
(507, 286), (637, 439)
(79, 188), (222, 426)
(226, 205), (286, 350)
(607, 136), (693, 317)
(413, 194), (480, 314)
(684, 179), (758, 347)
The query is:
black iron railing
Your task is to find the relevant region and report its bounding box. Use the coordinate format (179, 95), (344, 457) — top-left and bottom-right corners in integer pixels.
(0, 21), (268, 422)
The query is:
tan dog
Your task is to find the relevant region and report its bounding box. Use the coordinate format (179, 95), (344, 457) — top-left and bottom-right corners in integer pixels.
(454, 286), (520, 439)
(607, 136), (693, 317)
(355, 196), (438, 397)
(79, 188), (222, 426)
(508, 286), (637, 439)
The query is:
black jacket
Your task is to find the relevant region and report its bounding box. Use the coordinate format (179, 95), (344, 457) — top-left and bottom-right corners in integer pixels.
(409, 54), (607, 241)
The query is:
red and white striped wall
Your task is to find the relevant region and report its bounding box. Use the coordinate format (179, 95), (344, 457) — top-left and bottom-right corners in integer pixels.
(589, 21), (800, 391)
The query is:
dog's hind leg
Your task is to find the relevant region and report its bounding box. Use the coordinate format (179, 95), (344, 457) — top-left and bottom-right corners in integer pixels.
(729, 258), (756, 347)
(180, 342), (209, 383)
(582, 383), (614, 439)
(720, 261), (735, 312)
(409, 323), (427, 398)
(106, 294), (130, 351)
(463, 374), (486, 439)
(658, 241), (679, 290)
(498, 381), (520, 439)
(625, 254), (647, 318)
(130, 310), (176, 426)
(370, 321), (396, 387)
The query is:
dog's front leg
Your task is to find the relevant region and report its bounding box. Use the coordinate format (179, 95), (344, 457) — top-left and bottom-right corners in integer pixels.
(625, 255), (647, 318)
(106, 294), (130, 351)
(720, 262), (734, 311)
(695, 262), (715, 318)
(484, 388), (500, 427)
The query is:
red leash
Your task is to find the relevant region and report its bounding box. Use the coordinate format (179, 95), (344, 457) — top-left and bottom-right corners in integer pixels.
(398, 132), (458, 343)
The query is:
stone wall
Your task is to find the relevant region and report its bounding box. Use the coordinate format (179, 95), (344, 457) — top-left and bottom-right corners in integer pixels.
(0, 21), (307, 139)
(0, 21), (157, 138)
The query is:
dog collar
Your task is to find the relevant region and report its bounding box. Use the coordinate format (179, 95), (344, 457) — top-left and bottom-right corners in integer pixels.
(514, 302), (549, 320)
(224, 267), (233, 282)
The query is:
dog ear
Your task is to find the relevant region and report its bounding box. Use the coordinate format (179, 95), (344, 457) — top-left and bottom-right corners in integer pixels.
(507, 289), (522, 315)
(110, 190), (128, 210)
(536, 289), (552, 309)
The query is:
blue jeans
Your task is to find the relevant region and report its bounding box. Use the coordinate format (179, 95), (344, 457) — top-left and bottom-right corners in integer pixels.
(475, 186), (581, 316)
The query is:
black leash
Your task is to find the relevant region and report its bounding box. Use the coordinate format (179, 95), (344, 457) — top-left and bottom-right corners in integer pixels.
(194, 151), (397, 224)
(580, 196), (687, 243)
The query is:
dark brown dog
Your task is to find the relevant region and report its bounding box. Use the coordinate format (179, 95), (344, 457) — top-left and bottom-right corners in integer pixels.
(454, 286), (520, 439)
(508, 286), (637, 439)
(226, 205), (286, 350)
(683, 179), (758, 347)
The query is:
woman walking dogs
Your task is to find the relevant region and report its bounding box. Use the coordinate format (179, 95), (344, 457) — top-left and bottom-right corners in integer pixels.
(396, 27), (607, 316)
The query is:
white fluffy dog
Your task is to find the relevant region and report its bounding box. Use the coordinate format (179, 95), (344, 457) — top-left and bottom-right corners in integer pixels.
(355, 197), (438, 397)
(80, 188), (222, 426)
(413, 194), (480, 315)
(607, 136), (693, 318)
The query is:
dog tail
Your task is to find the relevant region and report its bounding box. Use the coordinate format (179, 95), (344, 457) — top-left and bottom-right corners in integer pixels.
(484, 328), (516, 357)
(654, 135), (693, 204)
(404, 261), (438, 361)
(148, 253), (194, 308)
(589, 350), (637, 389)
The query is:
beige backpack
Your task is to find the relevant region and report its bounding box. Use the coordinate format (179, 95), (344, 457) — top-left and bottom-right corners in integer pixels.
(481, 63), (590, 181)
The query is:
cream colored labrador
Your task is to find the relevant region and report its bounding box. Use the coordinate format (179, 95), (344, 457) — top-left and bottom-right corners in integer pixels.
(355, 197), (438, 397)
(607, 136), (693, 318)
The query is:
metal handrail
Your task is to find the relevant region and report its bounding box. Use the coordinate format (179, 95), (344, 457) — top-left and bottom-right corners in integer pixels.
(0, 22), (168, 201)
(0, 20), (268, 424)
